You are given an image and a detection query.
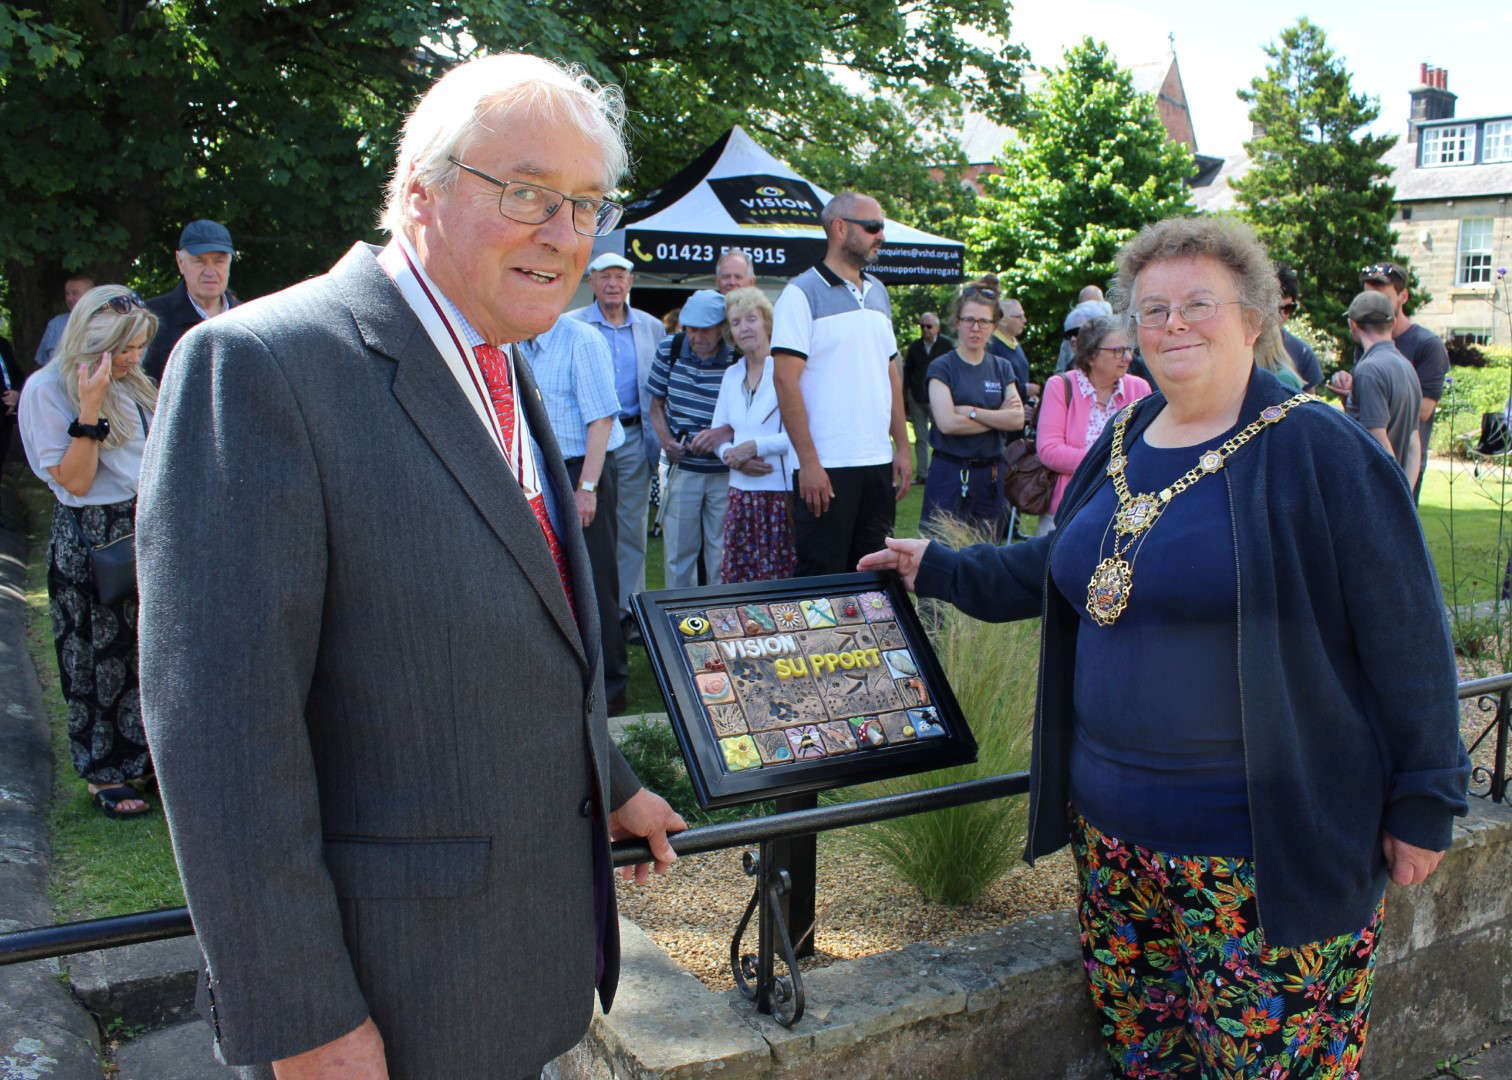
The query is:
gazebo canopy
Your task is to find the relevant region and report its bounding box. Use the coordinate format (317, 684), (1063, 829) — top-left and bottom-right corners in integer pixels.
(592, 126), (964, 286)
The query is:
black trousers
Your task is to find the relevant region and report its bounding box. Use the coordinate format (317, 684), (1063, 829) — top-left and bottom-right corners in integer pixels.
(790, 463), (896, 577)
(564, 454), (627, 704)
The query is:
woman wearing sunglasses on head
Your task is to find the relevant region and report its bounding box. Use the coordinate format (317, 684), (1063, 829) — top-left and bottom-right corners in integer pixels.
(1034, 314), (1153, 536)
(918, 286), (1024, 539)
(862, 217), (1469, 1078)
(18, 285), (159, 818)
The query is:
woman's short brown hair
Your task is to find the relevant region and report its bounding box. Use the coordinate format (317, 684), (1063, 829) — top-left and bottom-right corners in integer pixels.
(1113, 216), (1279, 342)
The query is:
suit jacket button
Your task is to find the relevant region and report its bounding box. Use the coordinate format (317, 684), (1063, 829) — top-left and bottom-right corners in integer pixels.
(580, 798), (593, 818)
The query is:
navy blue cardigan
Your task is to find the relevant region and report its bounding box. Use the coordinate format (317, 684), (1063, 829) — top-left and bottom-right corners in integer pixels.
(915, 368), (1470, 946)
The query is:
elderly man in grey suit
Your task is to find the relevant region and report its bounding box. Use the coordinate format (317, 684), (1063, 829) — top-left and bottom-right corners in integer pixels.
(137, 53), (684, 1080)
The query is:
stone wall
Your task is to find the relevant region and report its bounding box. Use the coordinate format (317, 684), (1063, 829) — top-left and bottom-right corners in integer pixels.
(562, 799), (1512, 1079)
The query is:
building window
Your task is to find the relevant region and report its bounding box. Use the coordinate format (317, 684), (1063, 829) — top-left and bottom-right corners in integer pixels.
(1451, 329), (1493, 347)
(1421, 124), (1476, 166)
(1485, 120), (1512, 163)
(1457, 218), (1494, 285)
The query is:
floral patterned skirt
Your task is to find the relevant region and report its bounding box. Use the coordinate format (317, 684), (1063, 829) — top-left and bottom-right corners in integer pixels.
(48, 498), (151, 785)
(1071, 812), (1382, 1079)
(719, 488), (796, 584)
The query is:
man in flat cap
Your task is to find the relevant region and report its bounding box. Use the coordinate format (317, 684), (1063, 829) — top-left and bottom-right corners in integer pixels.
(143, 219), (239, 381)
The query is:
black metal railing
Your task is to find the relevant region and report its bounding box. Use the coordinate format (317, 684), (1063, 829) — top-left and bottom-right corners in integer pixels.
(0, 772), (1029, 969)
(1, 670), (1506, 987)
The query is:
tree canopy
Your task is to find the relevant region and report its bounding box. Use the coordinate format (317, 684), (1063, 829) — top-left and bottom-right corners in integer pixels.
(1232, 18), (1400, 344)
(0, 0), (1024, 364)
(965, 38), (1193, 373)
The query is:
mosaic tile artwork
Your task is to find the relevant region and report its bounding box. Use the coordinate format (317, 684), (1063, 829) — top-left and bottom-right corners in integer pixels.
(670, 591), (950, 779)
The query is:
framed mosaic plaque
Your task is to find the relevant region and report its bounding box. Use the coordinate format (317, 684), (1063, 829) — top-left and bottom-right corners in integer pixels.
(631, 572), (977, 808)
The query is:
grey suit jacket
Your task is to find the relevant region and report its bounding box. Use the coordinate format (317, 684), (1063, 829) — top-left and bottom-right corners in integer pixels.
(138, 242), (639, 1076)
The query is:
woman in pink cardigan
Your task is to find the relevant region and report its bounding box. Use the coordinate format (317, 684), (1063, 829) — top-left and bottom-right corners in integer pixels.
(1036, 315), (1152, 532)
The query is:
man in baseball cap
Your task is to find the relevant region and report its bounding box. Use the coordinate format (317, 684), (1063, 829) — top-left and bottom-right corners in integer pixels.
(143, 219), (240, 381)
(1353, 260), (1447, 501)
(1331, 289), (1423, 486)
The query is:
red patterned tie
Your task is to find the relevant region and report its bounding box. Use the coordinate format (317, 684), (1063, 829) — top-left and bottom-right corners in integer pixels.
(474, 344), (576, 618)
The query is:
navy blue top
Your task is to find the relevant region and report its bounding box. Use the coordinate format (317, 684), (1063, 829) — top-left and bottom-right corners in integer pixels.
(913, 368), (1470, 947)
(927, 350), (1014, 461)
(1050, 428), (1251, 855)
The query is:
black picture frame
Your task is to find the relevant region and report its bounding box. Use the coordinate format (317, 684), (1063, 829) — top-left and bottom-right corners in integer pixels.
(631, 572), (977, 809)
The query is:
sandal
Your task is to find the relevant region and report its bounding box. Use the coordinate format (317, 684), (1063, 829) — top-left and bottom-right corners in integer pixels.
(91, 785), (152, 819)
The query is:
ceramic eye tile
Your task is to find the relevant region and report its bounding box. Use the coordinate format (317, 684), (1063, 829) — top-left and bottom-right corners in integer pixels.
(769, 601), (806, 632)
(882, 649), (918, 680)
(720, 735), (762, 771)
(707, 607), (745, 639)
(909, 707), (945, 738)
(858, 591), (895, 623)
(784, 725), (828, 760)
(847, 715), (888, 749)
(752, 730), (795, 764)
(697, 671), (735, 706)
(740, 604), (776, 634)
(831, 596), (865, 624)
(870, 620), (906, 650)
(799, 597), (837, 628)
(817, 721), (858, 755)
(675, 612), (713, 641)
(879, 710), (918, 743)
(708, 703), (749, 737)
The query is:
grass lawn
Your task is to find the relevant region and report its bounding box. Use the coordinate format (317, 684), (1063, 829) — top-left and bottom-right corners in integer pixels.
(1419, 458), (1512, 612)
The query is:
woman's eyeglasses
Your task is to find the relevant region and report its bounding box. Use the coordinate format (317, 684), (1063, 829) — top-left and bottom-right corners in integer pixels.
(1098, 345), (1134, 357)
(98, 292), (146, 315)
(957, 316), (996, 329)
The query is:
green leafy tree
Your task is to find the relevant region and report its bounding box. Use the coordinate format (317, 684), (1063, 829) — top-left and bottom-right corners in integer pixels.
(1232, 18), (1400, 346)
(1, 0), (1023, 365)
(965, 38), (1193, 377)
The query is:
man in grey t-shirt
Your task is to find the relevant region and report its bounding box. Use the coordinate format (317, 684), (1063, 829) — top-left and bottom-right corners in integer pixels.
(1333, 291), (1423, 487)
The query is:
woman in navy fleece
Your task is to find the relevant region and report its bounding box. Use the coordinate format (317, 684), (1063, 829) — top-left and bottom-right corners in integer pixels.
(860, 216), (1469, 1079)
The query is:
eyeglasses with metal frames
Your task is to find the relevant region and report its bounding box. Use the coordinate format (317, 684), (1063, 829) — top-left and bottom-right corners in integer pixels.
(957, 316), (996, 329)
(1097, 345), (1134, 356)
(1133, 298), (1243, 328)
(447, 157), (625, 238)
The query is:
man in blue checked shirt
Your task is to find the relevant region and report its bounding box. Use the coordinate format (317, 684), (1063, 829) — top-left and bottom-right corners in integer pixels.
(519, 316), (629, 712)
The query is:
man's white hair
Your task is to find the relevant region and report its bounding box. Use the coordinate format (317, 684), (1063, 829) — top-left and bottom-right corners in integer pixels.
(380, 53), (628, 236)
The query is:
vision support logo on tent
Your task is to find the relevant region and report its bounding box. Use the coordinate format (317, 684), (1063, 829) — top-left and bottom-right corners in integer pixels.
(707, 175), (823, 229)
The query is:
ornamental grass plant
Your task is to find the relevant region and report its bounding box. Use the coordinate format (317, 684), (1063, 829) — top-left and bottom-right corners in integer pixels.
(851, 515), (1038, 906)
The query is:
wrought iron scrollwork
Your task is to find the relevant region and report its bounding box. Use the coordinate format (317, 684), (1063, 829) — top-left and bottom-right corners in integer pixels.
(729, 844), (805, 1026)
(1465, 689), (1510, 803)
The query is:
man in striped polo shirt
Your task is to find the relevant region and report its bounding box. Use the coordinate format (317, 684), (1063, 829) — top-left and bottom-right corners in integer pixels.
(647, 289), (735, 586)
(772, 191), (911, 576)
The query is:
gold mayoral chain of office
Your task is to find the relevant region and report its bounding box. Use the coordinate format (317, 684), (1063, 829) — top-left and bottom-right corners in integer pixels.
(1086, 393), (1312, 628)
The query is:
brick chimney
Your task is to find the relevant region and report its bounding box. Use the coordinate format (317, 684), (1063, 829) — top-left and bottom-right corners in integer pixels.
(1408, 64), (1457, 142)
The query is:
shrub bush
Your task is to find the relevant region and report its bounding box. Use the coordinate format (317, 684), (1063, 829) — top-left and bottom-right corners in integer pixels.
(616, 719), (770, 826)
(849, 516), (1038, 906)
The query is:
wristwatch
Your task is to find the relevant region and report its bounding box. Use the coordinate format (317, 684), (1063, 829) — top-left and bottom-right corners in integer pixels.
(968, 408), (979, 421)
(68, 417), (110, 441)
(578, 479), (598, 493)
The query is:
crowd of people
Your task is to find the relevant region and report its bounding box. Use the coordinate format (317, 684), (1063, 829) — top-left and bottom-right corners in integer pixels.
(0, 47), (1471, 1080)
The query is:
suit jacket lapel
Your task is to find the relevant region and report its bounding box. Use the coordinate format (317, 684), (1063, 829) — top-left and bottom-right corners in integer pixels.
(329, 243), (588, 669)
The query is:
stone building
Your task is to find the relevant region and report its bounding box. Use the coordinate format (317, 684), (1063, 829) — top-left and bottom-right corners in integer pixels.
(1386, 65), (1512, 348)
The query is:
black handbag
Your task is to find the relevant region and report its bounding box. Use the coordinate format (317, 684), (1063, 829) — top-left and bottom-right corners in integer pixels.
(89, 532), (137, 605)
(68, 403), (147, 605)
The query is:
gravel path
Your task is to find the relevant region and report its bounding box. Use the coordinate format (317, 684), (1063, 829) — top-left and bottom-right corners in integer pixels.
(616, 830), (1077, 991)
